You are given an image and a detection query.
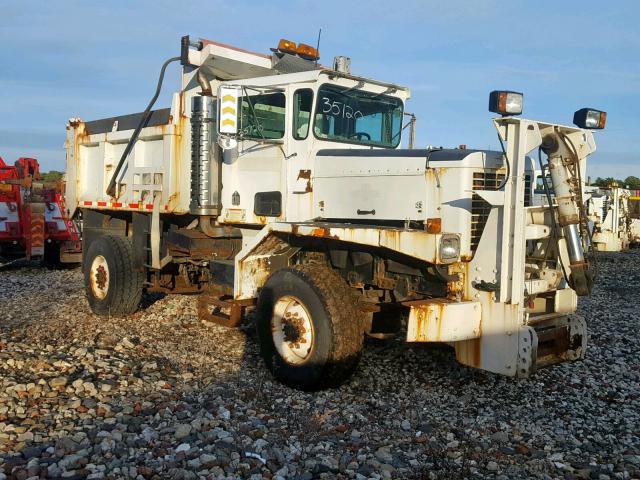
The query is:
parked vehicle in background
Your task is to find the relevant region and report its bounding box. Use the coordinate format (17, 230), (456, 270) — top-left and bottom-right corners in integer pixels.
(585, 184), (631, 252)
(0, 156), (81, 266)
(628, 193), (640, 246)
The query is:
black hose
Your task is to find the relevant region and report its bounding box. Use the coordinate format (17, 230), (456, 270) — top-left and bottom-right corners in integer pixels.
(496, 134), (511, 190)
(106, 56), (181, 197)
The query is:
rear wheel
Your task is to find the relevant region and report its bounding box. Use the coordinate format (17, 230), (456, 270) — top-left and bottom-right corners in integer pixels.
(256, 264), (365, 390)
(84, 235), (143, 316)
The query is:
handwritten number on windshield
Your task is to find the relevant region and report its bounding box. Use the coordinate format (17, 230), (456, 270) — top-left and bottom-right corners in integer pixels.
(321, 97), (363, 120)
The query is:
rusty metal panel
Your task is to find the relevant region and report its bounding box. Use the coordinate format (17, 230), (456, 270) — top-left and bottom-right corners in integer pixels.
(290, 223), (447, 265)
(405, 299), (481, 342)
(235, 222), (455, 300)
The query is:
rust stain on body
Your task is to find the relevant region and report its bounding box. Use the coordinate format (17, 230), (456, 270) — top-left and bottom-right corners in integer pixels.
(311, 227), (330, 237)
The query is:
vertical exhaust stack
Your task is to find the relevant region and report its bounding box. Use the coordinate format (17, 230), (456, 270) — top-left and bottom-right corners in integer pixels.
(542, 133), (593, 296)
(190, 95), (221, 216)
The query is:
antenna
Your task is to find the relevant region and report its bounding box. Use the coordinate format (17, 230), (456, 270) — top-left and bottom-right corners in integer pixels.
(315, 28), (322, 67)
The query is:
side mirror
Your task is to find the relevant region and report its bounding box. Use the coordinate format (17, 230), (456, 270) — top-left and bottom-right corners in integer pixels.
(219, 135), (238, 164)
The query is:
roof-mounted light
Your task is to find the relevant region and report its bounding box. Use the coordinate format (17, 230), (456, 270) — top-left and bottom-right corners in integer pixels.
(296, 43), (319, 61)
(489, 90), (523, 116)
(277, 39), (298, 55)
(573, 108), (606, 129)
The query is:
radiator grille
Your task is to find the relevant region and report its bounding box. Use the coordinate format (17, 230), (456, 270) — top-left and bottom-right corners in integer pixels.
(471, 172), (532, 252)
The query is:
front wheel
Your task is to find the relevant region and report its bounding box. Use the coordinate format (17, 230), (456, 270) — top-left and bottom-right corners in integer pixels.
(256, 264), (364, 390)
(84, 235), (143, 316)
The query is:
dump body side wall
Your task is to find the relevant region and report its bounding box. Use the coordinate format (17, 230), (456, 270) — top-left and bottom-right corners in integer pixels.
(66, 93), (192, 218)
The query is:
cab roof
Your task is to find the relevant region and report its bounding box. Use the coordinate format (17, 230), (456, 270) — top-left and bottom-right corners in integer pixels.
(192, 38), (410, 99)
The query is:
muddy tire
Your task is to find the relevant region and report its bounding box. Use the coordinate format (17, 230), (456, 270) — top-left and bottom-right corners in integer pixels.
(84, 235), (143, 316)
(256, 264), (365, 390)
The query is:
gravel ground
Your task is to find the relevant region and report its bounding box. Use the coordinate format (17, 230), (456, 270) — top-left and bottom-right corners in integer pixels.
(0, 251), (638, 480)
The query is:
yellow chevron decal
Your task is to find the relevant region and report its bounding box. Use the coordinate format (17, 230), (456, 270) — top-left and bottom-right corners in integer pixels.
(222, 106), (236, 115)
(222, 119), (236, 127)
(222, 95), (236, 103)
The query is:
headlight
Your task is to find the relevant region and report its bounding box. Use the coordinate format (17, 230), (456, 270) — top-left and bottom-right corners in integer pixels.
(573, 108), (606, 130)
(489, 90), (523, 116)
(439, 235), (460, 262)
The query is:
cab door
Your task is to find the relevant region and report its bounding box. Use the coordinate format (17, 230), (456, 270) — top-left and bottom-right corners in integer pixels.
(220, 89), (287, 225)
(284, 87), (316, 222)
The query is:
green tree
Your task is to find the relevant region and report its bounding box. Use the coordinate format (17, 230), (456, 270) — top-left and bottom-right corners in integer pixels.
(593, 177), (619, 187)
(40, 170), (64, 183)
(624, 176), (640, 189)
(594, 177), (624, 188)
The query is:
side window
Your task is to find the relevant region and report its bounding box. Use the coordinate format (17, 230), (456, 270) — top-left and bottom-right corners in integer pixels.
(293, 89), (313, 140)
(239, 92), (286, 140)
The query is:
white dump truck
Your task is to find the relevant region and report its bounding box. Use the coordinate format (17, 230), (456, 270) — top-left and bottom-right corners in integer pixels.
(65, 36), (606, 389)
(586, 185), (631, 252)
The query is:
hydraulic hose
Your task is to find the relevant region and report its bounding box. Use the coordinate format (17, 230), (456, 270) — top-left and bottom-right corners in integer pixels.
(106, 56), (181, 197)
(496, 134), (511, 191)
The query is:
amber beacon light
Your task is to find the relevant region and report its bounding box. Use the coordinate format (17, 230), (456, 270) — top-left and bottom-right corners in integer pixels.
(277, 39), (298, 55)
(296, 43), (319, 60)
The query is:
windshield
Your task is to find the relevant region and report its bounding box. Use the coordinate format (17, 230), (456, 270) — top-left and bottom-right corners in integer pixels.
(313, 84), (403, 148)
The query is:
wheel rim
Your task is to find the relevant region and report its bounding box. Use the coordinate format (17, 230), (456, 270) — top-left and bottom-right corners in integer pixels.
(90, 255), (109, 300)
(271, 295), (314, 365)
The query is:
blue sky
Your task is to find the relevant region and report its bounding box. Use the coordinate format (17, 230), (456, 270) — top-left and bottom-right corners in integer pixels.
(1, 0), (638, 180)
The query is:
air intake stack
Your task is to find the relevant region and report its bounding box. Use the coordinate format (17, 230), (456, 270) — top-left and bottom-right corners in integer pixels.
(333, 56), (351, 74)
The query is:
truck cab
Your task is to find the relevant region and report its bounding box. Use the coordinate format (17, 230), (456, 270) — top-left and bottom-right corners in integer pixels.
(212, 70), (409, 226)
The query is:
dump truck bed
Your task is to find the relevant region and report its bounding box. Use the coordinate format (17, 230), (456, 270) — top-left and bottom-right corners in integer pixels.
(64, 94), (190, 219)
